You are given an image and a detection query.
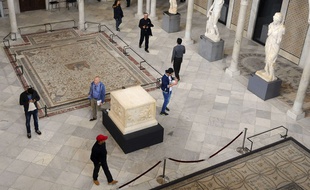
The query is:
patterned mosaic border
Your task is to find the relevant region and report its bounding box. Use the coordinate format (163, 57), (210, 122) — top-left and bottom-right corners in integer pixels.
(4, 29), (157, 116)
(155, 137), (310, 190)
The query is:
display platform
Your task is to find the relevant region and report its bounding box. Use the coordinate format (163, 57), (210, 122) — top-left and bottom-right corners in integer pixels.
(102, 110), (164, 154)
(198, 35), (224, 62)
(247, 73), (282, 100)
(162, 11), (180, 33)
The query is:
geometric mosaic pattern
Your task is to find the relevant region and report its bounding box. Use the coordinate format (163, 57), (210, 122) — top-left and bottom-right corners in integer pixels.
(154, 138), (310, 190)
(6, 29), (155, 114)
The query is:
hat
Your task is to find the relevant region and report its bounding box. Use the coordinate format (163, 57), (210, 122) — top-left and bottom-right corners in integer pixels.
(166, 68), (174, 74)
(96, 134), (108, 141)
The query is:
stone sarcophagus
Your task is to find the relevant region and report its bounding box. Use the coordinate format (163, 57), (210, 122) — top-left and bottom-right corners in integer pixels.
(108, 86), (158, 134)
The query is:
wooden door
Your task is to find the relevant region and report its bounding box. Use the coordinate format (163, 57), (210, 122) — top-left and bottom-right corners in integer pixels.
(19, 0), (46, 12)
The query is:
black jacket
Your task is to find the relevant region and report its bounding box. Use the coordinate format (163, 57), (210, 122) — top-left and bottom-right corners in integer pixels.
(90, 142), (107, 164)
(113, 5), (123, 19)
(19, 89), (40, 113)
(139, 18), (154, 36)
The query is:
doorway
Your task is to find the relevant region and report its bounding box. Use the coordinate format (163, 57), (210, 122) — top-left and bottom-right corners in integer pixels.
(19, 0), (46, 12)
(252, 0), (283, 45)
(219, 0), (229, 25)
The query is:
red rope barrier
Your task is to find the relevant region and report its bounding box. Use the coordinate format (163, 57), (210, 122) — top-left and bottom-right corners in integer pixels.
(118, 160), (162, 189)
(168, 158), (205, 163)
(209, 131), (243, 159)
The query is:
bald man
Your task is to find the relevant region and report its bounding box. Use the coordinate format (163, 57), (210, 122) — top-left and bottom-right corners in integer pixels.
(88, 76), (106, 121)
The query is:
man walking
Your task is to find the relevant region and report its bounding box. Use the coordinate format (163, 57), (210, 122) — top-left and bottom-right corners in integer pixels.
(171, 38), (185, 81)
(139, 12), (154, 53)
(160, 68), (177, 116)
(90, 134), (118, 186)
(88, 76), (106, 121)
(19, 87), (42, 138)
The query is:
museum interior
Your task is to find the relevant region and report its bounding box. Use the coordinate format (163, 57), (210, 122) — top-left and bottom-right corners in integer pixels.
(0, 0), (310, 189)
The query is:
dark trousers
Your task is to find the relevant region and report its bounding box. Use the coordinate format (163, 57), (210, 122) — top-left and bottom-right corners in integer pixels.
(115, 18), (122, 30)
(139, 32), (149, 50)
(25, 109), (39, 133)
(173, 57), (182, 80)
(93, 161), (113, 183)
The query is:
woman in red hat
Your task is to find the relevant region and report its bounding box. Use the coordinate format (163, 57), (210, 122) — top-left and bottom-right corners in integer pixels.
(90, 134), (118, 186)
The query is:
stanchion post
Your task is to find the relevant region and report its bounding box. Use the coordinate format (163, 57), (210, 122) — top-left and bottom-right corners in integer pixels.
(156, 158), (169, 184)
(236, 128), (249, 154)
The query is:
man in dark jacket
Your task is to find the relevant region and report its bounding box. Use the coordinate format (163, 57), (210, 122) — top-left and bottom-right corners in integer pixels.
(113, 0), (124, 31)
(90, 134), (118, 186)
(19, 87), (42, 138)
(160, 68), (177, 115)
(139, 12), (154, 53)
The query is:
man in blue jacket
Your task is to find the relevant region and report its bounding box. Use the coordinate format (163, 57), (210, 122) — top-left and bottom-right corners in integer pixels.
(88, 76), (106, 121)
(160, 68), (177, 115)
(19, 87), (42, 138)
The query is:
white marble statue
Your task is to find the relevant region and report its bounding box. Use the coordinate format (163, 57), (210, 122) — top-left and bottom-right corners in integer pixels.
(205, 0), (224, 42)
(168, 0), (177, 14)
(256, 12), (285, 82)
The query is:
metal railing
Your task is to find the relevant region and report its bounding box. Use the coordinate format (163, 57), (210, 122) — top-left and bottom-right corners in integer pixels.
(247, 125), (288, 151)
(18, 20), (76, 34)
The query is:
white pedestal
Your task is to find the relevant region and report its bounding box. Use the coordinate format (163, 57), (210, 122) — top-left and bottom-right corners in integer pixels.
(108, 86), (158, 134)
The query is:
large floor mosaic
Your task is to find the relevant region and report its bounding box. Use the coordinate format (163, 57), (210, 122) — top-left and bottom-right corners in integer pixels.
(239, 53), (310, 115)
(6, 29), (155, 115)
(154, 138), (310, 190)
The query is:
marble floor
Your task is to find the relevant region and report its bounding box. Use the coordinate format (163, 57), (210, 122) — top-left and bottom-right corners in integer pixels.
(0, 1), (310, 190)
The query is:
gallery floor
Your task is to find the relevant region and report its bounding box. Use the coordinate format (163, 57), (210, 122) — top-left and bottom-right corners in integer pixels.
(0, 1), (310, 190)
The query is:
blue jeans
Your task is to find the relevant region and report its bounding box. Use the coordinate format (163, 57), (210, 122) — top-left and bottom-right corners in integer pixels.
(115, 18), (122, 30)
(25, 109), (39, 133)
(161, 91), (172, 113)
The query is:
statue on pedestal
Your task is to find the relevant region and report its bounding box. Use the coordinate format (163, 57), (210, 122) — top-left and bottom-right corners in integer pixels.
(256, 12), (285, 82)
(204, 0), (224, 42)
(168, 0), (177, 14)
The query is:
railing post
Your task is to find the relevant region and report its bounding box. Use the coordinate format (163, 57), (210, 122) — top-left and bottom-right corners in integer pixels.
(156, 158), (169, 184)
(44, 105), (48, 117)
(236, 128), (250, 154)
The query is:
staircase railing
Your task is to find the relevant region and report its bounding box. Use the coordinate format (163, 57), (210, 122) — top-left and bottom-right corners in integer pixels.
(247, 125), (288, 151)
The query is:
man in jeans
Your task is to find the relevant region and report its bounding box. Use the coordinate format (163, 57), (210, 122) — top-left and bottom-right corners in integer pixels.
(160, 68), (177, 116)
(88, 76), (106, 121)
(19, 87), (42, 138)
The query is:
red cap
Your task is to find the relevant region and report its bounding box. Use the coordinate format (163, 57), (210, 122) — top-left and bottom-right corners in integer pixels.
(96, 134), (108, 142)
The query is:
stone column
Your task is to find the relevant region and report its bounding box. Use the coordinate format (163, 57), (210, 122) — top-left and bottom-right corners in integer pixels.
(184, 0), (194, 45)
(78, 0), (85, 30)
(287, 43), (310, 120)
(7, 0), (18, 39)
(225, 0), (248, 77)
(150, 0), (158, 20)
(146, 0), (150, 15)
(136, 0), (143, 18)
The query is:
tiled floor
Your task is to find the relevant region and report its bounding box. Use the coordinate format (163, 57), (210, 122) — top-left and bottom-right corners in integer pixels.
(0, 1), (310, 190)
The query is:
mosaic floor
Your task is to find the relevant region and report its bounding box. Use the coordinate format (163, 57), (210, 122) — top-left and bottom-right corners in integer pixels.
(239, 53), (310, 111)
(154, 138), (310, 190)
(5, 29), (155, 115)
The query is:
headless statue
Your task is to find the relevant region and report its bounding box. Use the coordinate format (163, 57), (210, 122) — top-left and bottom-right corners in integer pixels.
(205, 0), (224, 42)
(256, 12), (285, 82)
(168, 0), (177, 14)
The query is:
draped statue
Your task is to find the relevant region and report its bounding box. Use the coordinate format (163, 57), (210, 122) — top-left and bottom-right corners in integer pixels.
(256, 12), (285, 82)
(205, 0), (224, 42)
(168, 0), (177, 14)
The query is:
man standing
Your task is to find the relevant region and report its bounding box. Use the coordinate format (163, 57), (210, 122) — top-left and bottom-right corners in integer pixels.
(171, 38), (186, 81)
(139, 12), (154, 53)
(19, 87), (42, 138)
(90, 134), (118, 186)
(112, 0), (123, 31)
(160, 68), (177, 116)
(88, 76), (106, 121)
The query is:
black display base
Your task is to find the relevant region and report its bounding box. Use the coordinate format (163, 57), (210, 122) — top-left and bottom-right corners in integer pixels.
(102, 110), (164, 154)
(247, 73), (282, 100)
